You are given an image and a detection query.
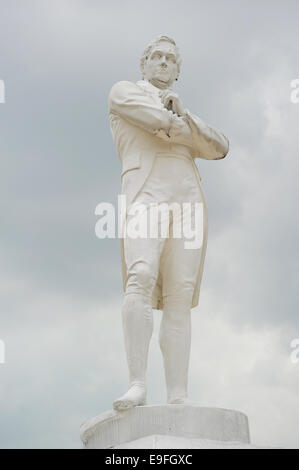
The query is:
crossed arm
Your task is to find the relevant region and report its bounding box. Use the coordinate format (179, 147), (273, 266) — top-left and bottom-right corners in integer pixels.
(108, 80), (229, 160)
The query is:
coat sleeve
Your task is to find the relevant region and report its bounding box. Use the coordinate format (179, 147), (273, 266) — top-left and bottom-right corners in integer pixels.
(108, 81), (195, 149)
(183, 110), (229, 160)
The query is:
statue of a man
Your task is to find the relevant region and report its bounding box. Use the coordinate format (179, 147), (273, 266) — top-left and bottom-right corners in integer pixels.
(108, 35), (229, 411)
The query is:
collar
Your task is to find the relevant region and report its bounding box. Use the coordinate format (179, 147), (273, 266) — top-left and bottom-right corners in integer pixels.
(136, 79), (172, 96)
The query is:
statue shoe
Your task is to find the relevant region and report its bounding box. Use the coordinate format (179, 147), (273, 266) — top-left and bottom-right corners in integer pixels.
(113, 383), (147, 411)
(167, 397), (194, 405)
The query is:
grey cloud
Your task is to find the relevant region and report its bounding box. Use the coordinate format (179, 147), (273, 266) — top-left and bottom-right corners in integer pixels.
(0, 0), (299, 448)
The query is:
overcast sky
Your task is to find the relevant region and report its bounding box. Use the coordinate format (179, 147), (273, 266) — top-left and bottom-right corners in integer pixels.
(0, 0), (299, 448)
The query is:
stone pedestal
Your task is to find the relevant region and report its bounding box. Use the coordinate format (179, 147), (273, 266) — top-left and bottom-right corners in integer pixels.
(80, 404), (251, 449)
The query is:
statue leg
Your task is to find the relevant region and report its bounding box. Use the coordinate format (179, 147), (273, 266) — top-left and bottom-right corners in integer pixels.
(159, 235), (202, 404)
(113, 237), (164, 411)
(159, 293), (193, 404)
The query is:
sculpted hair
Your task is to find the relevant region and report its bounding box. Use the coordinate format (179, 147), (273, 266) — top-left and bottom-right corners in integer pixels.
(140, 35), (182, 80)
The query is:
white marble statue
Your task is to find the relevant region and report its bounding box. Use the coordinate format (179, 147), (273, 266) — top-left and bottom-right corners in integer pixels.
(108, 35), (229, 411)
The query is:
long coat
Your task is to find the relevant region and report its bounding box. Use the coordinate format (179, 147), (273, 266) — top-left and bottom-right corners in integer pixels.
(108, 79), (229, 310)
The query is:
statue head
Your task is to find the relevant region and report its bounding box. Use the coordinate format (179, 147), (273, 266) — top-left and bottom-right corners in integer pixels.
(140, 35), (181, 89)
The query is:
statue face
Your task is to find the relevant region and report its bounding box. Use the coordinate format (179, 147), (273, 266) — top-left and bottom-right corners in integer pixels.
(143, 41), (179, 88)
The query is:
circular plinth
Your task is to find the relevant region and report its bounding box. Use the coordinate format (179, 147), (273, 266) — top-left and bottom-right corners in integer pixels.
(80, 404), (250, 449)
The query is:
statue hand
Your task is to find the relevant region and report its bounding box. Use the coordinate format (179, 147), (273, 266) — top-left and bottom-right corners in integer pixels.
(159, 90), (186, 117)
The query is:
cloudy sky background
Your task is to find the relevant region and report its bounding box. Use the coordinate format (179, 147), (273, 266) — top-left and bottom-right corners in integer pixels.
(0, 0), (299, 448)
